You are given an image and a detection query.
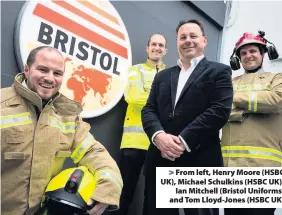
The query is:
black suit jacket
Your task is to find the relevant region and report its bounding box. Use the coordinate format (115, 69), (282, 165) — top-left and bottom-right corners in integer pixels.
(141, 58), (233, 174)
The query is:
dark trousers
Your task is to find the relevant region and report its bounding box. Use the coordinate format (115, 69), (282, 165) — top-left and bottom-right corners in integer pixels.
(143, 168), (218, 215)
(117, 148), (147, 215)
(224, 208), (276, 215)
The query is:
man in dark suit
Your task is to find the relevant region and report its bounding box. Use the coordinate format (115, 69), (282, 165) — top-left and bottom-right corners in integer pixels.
(141, 19), (233, 215)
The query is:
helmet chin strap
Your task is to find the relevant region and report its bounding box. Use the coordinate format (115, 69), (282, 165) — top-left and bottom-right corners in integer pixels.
(245, 64), (262, 73)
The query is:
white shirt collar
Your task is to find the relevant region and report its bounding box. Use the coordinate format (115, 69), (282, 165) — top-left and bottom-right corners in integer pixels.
(177, 55), (205, 70)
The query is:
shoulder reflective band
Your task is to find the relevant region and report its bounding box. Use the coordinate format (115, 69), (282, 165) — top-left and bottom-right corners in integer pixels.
(234, 83), (271, 92)
(128, 80), (142, 86)
(138, 65), (146, 92)
(128, 70), (137, 77)
(71, 133), (93, 164)
(49, 116), (76, 134)
(222, 145), (282, 163)
(138, 65), (156, 93)
(123, 126), (145, 133)
(0, 112), (32, 129)
(95, 168), (123, 192)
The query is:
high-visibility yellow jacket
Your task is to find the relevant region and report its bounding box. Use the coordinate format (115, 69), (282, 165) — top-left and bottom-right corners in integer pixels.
(1, 73), (123, 215)
(120, 59), (166, 150)
(222, 71), (282, 167)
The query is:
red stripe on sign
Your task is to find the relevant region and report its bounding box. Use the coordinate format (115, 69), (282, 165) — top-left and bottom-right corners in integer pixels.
(77, 0), (120, 26)
(33, 3), (128, 59)
(52, 1), (125, 40)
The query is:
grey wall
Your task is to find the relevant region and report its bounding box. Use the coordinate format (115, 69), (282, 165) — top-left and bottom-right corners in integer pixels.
(1, 1), (25, 88)
(111, 1), (224, 68)
(1, 1), (226, 215)
(189, 1), (226, 27)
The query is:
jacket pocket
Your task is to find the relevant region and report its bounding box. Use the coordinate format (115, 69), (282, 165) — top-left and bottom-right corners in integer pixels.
(2, 126), (24, 151)
(3, 152), (26, 178)
(50, 150), (72, 179)
(4, 152), (26, 160)
(55, 150), (71, 158)
(6, 136), (24, 144)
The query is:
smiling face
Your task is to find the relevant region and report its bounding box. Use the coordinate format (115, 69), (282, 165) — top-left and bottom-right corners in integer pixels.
(146, 34), (167, 63)
(177, 23), (207, 62)
(24, 48), (65, 100)
(239, 44), (264, 71)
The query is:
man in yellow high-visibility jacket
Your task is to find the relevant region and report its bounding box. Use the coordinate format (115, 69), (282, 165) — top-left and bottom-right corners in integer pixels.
(118, 34), (167, 215)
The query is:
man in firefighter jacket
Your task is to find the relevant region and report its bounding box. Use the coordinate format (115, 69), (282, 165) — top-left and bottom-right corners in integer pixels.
(222, 32), (282, 215)
(118, 34), (167, 215)
(1, 46), (123, 215)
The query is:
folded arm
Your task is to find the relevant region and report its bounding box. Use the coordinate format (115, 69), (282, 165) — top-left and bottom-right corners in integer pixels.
(233, 73), (282, 114)
(71, 119), (123, 211)
(124, 67), (149, 107)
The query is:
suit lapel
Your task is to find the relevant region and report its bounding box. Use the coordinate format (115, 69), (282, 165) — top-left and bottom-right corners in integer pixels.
(177, 57), (209, 104)
(170, 66), (181, 110)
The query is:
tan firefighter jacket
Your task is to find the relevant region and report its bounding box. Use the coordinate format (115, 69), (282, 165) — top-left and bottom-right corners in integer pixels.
(120, 59), (166, 150)
(222, 71), (282, 167)
(1, 73), (123, 215)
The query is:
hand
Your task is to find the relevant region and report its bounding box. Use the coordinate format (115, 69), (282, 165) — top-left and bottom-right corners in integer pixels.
(169, 134), (182, 146)
(161, 151), (175, 161)
(168, 134), (185, 156)
(87, 199), (108, 215)
(155, 133), (185, 158)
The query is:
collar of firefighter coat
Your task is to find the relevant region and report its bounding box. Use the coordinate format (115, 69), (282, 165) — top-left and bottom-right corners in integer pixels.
(13, 73), (83, 116)
(145, 58), (166, 71)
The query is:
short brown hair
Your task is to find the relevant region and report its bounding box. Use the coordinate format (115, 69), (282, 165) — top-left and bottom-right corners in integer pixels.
(176, 19), (205, 36)
(147, 34), (167, 47)
(26, 46), (63, 67)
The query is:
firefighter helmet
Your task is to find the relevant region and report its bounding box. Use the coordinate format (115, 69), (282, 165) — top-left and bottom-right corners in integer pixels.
(40, 166), (97, 215)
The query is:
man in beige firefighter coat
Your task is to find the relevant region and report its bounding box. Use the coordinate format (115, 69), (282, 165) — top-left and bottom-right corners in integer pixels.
(1, 46), (123, 215)
(222, 32), (282, 215)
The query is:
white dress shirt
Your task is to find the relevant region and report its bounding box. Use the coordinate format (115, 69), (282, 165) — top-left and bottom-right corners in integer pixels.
(152, 55), (205, 153)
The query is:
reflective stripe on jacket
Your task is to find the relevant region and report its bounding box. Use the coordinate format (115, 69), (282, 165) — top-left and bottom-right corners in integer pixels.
(222, 72), (282, 167)
(1, 73), (123, 215)
(120, 59), (165, 150)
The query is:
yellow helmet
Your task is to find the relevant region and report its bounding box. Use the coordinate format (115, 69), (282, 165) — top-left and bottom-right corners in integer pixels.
(40, 166), (97, 215)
